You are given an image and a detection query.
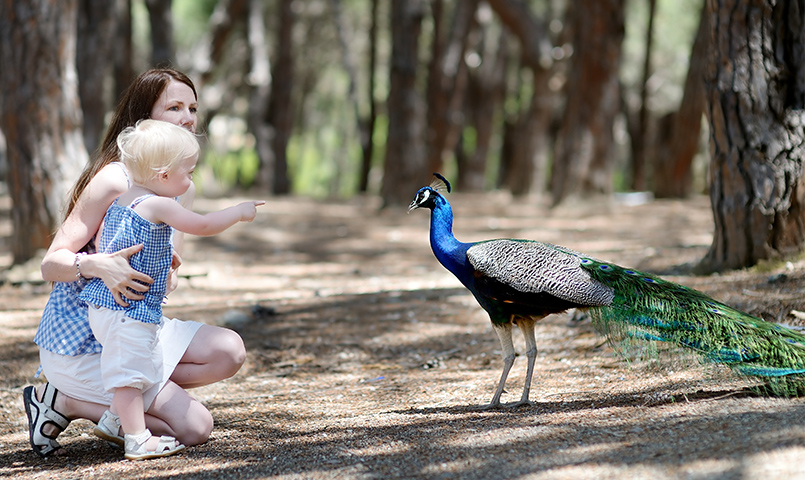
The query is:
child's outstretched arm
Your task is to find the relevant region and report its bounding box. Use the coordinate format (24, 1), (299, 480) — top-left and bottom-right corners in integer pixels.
(141, 197), (265, 236)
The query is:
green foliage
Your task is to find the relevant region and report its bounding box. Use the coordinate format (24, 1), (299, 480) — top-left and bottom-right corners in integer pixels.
(173, 0), (219, 48)
(201, 148), (259, 192)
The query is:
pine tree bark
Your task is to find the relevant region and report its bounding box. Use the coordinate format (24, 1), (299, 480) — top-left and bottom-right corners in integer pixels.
(145, 0), (174, 67)
(425, 0), (477, 180)
(245, 0), (274, 193)
(77, 0), (119, 154)
(652, 0), (708, 199)
(550, 0), (625, 206)
(700, 0), (805, 272)
(486, 0), (555, 196)
(113, 0), (134, 102)
(629, 0), (656, 191)
(457, 17), (507, 192)
(0, 0), (88, 264)
(381, 0), (426, 207)
(266, 0), (293, 195)
(358, 0), (379, 193)
(500, 68), (554, 197)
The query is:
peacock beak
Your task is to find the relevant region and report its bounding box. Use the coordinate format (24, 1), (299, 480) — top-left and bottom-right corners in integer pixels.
(407, 200), (419, 213)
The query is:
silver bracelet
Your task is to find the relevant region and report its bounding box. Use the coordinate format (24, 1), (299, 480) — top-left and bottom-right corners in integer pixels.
(74, 252), (88, 279)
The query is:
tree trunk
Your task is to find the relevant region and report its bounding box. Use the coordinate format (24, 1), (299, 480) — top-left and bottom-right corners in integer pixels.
(330, 0), (365, 196)
(550, 0), (625, 206)
(381, 0), (426, 207)
(457, 13), (507, 192)
(629, 0), (656, 191)
(194, 0), (249, 144)
(266, 0), (294, 195)
(425, 0), (477, 178)
(486, 0), (557, 196)
(700, 0), (805, 272)
(486, 0), (553, 73)
(145, 0), (174, 67)
(245, 0), (274, 193)
(199, 0), (249, 84)
(77, 0), (118, 155)
(113, 0), (134, 102)
(652, 0), (708, 199)
(358, 0), (379, 193)
(501, 67), (554, 197)
(0, 0), (88, 264)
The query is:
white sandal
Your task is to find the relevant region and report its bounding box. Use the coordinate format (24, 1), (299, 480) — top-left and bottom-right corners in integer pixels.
(22, 384), (72, 457)
(124, 428), (185, 460)
(93, 410), (124, 447)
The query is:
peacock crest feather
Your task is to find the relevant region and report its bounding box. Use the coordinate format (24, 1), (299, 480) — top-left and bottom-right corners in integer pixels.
(430, 173), (452, 194)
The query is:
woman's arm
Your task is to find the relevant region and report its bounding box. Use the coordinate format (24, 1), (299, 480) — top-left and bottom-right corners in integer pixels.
(40, 164), (154, 305)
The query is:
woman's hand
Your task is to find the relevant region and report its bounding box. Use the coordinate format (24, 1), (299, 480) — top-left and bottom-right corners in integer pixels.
(166, 251), (182, 295)
(88, 244), (154, 307)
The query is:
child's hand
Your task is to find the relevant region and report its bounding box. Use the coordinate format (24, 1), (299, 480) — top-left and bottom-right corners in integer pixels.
(239, 200), (266, 222)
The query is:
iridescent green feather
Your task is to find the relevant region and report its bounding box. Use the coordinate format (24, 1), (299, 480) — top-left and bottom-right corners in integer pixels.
(577, 256), (805, 396)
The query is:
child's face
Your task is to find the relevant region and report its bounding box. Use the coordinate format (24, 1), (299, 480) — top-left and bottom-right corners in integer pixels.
(161, 154), (197, 197)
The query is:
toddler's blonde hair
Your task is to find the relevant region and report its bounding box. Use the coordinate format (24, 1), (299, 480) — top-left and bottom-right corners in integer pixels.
(117, 119), (199, 185)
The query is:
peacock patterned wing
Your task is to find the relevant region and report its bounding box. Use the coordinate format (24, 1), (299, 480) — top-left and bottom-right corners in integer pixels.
(467, 239), (615, 308)
(579, 257), (805, 396)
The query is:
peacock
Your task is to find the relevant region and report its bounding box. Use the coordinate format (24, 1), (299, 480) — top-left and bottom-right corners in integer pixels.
(408, 173), (805, 408)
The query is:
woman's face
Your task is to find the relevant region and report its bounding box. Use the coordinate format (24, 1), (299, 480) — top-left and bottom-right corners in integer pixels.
(150, 80), (198, 133)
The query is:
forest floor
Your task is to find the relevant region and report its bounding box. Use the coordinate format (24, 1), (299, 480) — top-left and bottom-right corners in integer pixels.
(1, 191), (804, 479)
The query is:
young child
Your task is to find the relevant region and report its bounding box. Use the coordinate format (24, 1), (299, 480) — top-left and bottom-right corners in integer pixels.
(79, 119), (264, 460)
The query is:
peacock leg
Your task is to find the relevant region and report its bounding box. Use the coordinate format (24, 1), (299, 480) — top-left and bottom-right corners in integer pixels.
(484, 322), (516, 409)
(512, 318), (538, 407)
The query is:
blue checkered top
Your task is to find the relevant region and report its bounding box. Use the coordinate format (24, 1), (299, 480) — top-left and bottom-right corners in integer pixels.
(79, 195), (173, 324)
(35, 278), (101, 355)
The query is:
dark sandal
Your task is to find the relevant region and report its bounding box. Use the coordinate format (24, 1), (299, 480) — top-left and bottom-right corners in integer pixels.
(23, 384), (72, 457)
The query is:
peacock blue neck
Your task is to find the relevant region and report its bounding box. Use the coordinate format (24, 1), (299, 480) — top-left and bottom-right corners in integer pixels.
(429, 195), (473, 284)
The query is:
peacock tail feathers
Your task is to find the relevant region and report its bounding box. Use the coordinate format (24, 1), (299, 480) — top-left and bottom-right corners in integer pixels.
(580, 257), (805, 396)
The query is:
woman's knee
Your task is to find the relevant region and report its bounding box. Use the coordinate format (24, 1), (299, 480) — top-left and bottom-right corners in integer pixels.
(194, 325), (246, 371)
(178, 406), (214, 446)
(217, 328), (246, 376)
(148, 383), (214, 446)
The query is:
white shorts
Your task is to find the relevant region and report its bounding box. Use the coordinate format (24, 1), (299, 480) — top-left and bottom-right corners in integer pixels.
(39, 315), (202, 409)
(88, 306), (163, 392)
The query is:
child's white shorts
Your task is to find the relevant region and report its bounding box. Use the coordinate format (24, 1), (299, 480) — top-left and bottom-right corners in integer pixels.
(39, 314), (202, 409)
(88, 306), (162, 392)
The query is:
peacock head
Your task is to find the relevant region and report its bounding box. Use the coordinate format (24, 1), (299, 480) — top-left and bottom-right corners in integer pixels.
(408, 173), (452, 213)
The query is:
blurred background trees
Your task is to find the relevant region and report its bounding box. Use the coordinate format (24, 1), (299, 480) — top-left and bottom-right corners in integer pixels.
(1, 0), (804, 273)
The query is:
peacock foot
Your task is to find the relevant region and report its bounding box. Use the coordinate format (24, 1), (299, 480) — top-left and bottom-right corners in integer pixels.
(479, 400), (504, 410)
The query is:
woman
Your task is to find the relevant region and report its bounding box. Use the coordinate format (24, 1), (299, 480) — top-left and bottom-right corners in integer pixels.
(23, 68), (246, 457)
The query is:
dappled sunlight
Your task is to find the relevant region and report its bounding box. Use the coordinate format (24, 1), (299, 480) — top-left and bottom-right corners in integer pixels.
(2, 193), (805, 479)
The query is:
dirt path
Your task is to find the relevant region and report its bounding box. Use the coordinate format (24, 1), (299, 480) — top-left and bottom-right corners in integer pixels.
(1, 193), (804, 479)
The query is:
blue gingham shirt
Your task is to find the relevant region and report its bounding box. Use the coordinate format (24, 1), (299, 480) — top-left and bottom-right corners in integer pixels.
(79, 195), (173, 324)
(35, 278), (101, 355)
